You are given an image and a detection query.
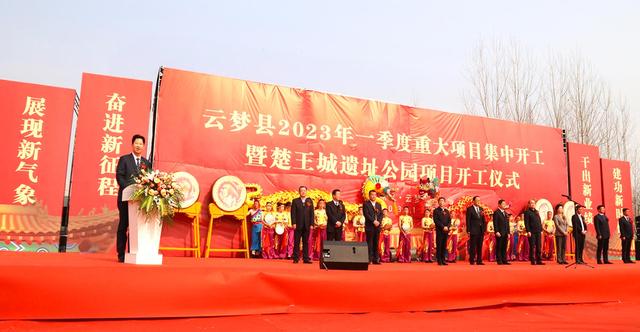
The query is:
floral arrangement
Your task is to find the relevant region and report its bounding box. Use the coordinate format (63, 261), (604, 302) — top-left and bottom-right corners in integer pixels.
(130, 169), (184, 222)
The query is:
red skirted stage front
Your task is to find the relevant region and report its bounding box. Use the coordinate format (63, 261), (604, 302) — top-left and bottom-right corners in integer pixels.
(2, 252), (640, 321)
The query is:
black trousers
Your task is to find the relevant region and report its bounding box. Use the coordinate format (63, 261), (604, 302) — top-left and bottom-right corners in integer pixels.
(116, 200), (129, 259)
(495, 234), (508, 263)
(468, 233), (484, 263)
(435, 231), (449, 263)
(365, 227), (380, 263)
(326, 227), (342, 241)
(621, 237), (632, 262)
(555, 235), (567, 263)
(574, 234), (585, 262)
(293, 226), (311, 261)
(529, 232), (542, 262)
(596, 237), (610, 262)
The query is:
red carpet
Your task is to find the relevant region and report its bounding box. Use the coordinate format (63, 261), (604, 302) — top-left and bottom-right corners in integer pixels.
(1, 251), (640, 329)
(1, 302), (639, 331)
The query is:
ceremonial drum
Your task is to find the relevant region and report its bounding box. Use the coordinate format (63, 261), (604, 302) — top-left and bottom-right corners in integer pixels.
(212, 175), (247, 212)
(275, 224), (285, 235)
(535, 198), (553, 220)
(171, 171), (200, 208)
(264, 214), (276, 226)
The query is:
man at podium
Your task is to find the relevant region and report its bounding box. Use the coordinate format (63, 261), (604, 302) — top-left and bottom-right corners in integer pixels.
(116, 134), (152, 263)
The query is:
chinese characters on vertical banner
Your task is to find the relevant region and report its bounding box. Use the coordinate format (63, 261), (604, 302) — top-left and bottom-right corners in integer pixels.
(14, 96), (46, 205)
(580, 155), (595, 223)
(567, 143), (603, 224)
(601, 159), (632, 225)
(98, 93), (127, 197)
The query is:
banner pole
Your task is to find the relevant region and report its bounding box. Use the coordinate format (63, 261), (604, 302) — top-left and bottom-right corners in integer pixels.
(58, 94), (80, 252)
(149, 66), (164, 162)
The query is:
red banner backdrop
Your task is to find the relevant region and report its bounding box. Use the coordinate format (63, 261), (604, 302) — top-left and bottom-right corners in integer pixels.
(154, 68), (569, 256)
(600, 159), (633, 254)
(0, 79), (76, 251)
(67, 73), (152, 253)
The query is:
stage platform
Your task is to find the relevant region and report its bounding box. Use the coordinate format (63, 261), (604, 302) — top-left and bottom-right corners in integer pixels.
(2, 252), (640, 321)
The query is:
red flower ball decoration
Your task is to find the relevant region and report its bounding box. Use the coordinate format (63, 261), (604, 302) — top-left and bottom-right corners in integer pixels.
(375, 183), (381, 190)
(141, 163), (147, 170)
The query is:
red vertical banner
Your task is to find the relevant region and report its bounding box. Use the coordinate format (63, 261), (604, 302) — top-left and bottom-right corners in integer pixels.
(0, 79), (76, 251)
(600, 159), (633, 253)
(567, 143), (603, 224)
(68, 73), (152, 253)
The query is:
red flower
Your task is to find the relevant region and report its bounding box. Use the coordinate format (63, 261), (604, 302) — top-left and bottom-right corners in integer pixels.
(140, 163), (147, 170)
(375, 183), (381, 190)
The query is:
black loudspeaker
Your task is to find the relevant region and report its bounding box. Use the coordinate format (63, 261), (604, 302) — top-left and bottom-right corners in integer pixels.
(320, 241), (369, 271)
(636, 241), (640, 261)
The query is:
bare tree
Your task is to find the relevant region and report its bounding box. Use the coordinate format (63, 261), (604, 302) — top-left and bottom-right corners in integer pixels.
(462, 38), (638, 213)
(503, 40), (540, 124)
(542, 52), (570, 129)
(463, 39), (508, 120)
(564, 55), (609, 147)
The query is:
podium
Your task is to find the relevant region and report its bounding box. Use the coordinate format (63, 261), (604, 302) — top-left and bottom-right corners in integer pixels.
(122, 185), (163, 265)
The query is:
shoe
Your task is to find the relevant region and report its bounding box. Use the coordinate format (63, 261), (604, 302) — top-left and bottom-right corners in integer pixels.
(605, 261), (613, 264)
(477, 262), (484, 265)
(118, 257), (125, 263)
(536, 261), (545, 265)
(293, 259), (299, 264)
(503, 261), (511, 265)
(372, 261), (381, 265)
(470, 261), (475, 265)
(497, 261), (503, 265)
(531, 261), (536, 265)
(303, 260), (312, 264)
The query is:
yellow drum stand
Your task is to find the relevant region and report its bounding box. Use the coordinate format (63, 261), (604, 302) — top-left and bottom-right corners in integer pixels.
(159, 202), (202, 258)
(204, 203), (250, 258)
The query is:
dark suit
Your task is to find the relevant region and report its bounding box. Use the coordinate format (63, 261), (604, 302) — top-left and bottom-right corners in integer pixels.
(572, 214), (588, 263)
(594, 213), (611, 263)
(466, 205), (486, 264)
(619, 216), (633, 262)
(493, 209), (509, 264)
(291, 197), (314, 262)
(433, 206), (452, 264)
(116, 153), (152, 261)
(326, 200), (346, 241)
(363, 200), (383, 263)
(524, 208), (543, 263)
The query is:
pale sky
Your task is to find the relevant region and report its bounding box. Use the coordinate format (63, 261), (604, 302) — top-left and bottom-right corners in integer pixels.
(1, 1), (638, 129)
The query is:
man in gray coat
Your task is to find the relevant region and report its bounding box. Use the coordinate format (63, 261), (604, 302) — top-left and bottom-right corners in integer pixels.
(553, 204), (569, 264)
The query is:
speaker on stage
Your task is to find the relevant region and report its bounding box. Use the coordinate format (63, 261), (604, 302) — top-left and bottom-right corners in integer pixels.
(320, 241), (369, 270)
